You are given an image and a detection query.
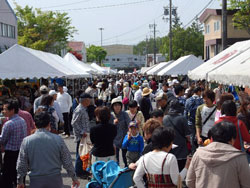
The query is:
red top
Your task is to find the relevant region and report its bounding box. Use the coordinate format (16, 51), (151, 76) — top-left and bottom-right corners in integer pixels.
(215, 116), (250, 150)
(151, 80), (157, 91)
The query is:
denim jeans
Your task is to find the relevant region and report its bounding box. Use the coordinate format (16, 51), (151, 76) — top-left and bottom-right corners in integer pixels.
(75, 141), (85, 176)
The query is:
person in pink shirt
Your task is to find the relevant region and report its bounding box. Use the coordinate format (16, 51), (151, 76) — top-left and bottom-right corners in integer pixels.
(18, 109), (35, 136)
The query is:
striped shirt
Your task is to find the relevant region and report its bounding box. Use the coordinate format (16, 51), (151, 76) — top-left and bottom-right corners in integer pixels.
(0, 114), (27, 151)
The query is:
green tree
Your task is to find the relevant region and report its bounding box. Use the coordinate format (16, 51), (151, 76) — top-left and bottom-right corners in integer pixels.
(15, 4), (76, 54)
(133, 37), (163, 55)
(160, 21), (204, 60)
(86, 45), (107, 64)
(229, 0), (250, 34)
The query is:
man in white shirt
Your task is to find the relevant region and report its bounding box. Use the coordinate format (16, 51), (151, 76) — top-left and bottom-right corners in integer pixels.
(57, 85), (72, 138)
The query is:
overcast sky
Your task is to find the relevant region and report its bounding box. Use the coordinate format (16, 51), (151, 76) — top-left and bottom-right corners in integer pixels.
(9, 0), (221, 46)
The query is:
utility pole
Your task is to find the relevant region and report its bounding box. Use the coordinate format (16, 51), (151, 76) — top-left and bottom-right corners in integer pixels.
(169, 0), (173, 60)
(163, 1), (176, 61)
(146, 36), (149, 67)
(222, 0), (227, 50)
(149, 22), (157, 65)
(99, 28), (104, 47)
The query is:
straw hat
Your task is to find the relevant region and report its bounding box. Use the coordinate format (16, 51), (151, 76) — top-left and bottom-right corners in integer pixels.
(142, 87), (152, 96)
(124, 82), (129, 87)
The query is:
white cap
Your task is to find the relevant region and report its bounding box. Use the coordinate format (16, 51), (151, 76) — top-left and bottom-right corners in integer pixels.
(49, 90), (57, 96)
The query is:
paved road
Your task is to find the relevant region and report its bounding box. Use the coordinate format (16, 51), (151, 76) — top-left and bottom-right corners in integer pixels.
(24, 135), (89, 188)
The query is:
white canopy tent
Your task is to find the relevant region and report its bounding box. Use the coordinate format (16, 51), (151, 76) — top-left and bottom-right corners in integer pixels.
(188, 40), (250, 80)
(208, 47), (250, 87)
(141, 64), (158, 75)
(64, 53), (99, 75)
(146, 61), (173, 75)
(102, 67), (117, 75)
(157, 55), (204, 76)
(91, 63), (108, 75)
(0, 44), (88, 79)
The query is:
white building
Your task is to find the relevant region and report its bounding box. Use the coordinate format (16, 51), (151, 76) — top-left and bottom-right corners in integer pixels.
(103, 54), (146, 69)
(0, 0), (17, 53)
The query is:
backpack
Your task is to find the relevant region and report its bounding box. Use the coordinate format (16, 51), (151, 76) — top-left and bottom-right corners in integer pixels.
(188, 97), (203, 124)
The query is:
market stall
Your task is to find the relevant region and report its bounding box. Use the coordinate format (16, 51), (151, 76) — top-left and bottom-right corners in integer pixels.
(157, 55), (203, 76)
(146, 61), (173, 75)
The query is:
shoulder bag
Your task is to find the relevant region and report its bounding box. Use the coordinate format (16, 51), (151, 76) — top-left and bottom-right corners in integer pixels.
(237, 120), (250, 163)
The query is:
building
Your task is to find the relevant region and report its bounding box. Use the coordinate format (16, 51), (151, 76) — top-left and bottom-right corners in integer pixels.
(103, 54), (145, 70)
(67, 41), (87, 62)
(0, 0), (17, 53)
(200, 9), (250, 60)
(146, 53), (166, 67)
(103, 44), (133, 56)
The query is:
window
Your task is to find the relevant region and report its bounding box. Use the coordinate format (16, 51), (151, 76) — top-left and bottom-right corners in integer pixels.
(0, 23), (2, 36)
(134, 58), (137, 61)
(105, 59), (109, 61)
(214, 21), (220, 32)
(117, 58), (120, 61)
(2, 24), (7, 37)
(112, 58), (116, 61)
(205, 24), (210, 34)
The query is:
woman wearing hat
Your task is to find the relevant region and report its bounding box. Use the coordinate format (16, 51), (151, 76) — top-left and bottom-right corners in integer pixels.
(111, 97), (131, 167)
(140, 87), (153, 121)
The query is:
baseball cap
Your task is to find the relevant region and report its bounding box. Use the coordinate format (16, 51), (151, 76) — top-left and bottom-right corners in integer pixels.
(129, 121), (138, 128)
(49, 90), (57, 96)
(39, 85), (48, 92)
(80, 93), (92, 99)
(155, 93), (168, 101)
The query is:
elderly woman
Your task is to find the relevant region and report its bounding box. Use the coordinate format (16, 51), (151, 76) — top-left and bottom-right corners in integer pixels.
(111, 97), (131, 167)
(126, 100), (145, 135)
(90, 106), (117, 163)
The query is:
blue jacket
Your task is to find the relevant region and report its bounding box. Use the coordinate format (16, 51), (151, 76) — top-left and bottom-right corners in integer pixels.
(122, 133), (144, 154)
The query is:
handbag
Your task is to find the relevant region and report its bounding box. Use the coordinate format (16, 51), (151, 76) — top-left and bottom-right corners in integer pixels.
(122, 88), (131, 105)
(79, 133), (93, 170)
(237, 120), (250, 163)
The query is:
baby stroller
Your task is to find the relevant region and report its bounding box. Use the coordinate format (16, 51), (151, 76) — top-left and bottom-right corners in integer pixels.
(86, 160), (134, 188)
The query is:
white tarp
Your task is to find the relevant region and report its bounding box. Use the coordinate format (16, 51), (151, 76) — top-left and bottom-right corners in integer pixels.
(188, 40), (250, 80)
(64, 53), (99, 75)
(102, 67), (117, 75)
(208, 47), (250, 87)
(158, 55), (204, 76)
(0, 44), (83, 79)
(146, 61), (173, 75)
(91, 63), (108, 75)
(141, 64), (158, 75)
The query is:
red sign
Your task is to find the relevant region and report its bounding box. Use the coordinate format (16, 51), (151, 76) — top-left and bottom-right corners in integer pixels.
(212, 50), (238, 65)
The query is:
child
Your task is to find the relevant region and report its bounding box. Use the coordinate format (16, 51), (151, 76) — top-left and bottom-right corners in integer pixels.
(122, 121), (144, 165)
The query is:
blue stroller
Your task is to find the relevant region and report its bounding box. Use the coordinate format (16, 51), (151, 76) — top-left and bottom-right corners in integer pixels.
(86, 160), (134, 188)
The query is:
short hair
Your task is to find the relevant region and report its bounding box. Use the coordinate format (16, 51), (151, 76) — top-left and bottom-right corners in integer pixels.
(128, 100), (138, 108)
(41, 95), (54, 106)
(143, 118), (162, 134)
(174, 85), (184, 95)
(217, 93), (234, 108)
(150, 109), (164, 118)
(193, 87), (202, 94)
(162, 82), (169, 87)
(76, 90), (84, 98)
(202, 90), (215, 102)
(151, 126), (175, 149)
(210, 121), (236, 144)
(95, 106), (111, 124)
(221, 100), (237, 116)
(3, 99), (19, 113)
(41, 90), (48, 95)
(34, 111), (51, 128)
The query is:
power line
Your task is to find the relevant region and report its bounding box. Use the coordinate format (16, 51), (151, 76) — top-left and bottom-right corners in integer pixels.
(50, 0), (159, 11)
(88, 14), (163, 44)
(41, 0), (92, 9)
(183, 0), (214, 28)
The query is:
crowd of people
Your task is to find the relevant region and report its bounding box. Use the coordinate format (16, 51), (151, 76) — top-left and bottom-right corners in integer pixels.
(0, 74), (250, 188)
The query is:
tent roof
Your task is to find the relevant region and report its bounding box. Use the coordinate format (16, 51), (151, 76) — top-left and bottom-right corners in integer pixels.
(208, 47), (250, 87)
(146, 61), (173, 75)
(141, 65), (158, 74)
(158, 55), (204, 76)
(64, 53), (98, 75)
(91, 63), (108, 75)
(188, 40), (250, 80)
(0, 44), (91, 80)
